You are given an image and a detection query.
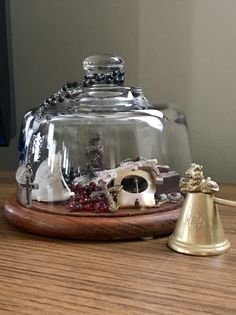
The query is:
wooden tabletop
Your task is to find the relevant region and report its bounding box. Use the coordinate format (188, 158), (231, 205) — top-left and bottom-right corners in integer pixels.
(0, 171), (235, 315)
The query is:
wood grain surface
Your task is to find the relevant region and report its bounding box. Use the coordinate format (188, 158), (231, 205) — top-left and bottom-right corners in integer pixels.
(4, 195), (182, 240)
(0, 171), (236, 315)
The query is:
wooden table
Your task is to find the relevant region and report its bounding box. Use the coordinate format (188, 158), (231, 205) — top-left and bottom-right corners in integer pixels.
(0, 171), (235, 315)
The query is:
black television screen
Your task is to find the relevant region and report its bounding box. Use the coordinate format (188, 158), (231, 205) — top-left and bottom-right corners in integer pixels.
(0, 0), (15, 146)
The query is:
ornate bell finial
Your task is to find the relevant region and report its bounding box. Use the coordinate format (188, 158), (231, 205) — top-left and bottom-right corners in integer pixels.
(167, 163), (233, 256)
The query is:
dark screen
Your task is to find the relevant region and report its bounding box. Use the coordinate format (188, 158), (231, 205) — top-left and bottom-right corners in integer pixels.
(0, 0), (16, 146)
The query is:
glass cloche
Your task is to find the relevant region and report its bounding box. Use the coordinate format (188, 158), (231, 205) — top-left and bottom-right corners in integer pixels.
(5, 54), (184, 240)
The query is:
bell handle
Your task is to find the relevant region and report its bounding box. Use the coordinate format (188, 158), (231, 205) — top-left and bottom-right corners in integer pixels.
(214, 197), (236, 208)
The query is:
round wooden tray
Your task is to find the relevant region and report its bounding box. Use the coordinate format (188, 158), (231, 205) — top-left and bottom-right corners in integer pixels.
(4, 194), (182, 240)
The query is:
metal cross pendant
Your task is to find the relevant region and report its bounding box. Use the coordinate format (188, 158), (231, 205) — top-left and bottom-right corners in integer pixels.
(20, 164), (38, 207)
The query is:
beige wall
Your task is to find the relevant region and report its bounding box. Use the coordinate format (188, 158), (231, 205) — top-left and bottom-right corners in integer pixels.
(139, 0), (236, 183)
(1, 0), (236, 183)
(0, 0), (140, 169)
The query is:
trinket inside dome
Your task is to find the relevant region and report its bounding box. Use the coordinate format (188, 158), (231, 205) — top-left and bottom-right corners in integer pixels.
(4, 54), (184, 240)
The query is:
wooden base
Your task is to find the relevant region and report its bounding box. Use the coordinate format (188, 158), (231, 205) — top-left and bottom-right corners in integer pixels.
(4, 195), (182, 240)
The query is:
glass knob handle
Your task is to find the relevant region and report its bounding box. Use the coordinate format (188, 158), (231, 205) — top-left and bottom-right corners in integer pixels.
(82, 54), (125, 87)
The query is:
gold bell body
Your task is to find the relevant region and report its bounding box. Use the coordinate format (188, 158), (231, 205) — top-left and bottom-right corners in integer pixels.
(168, 192), (230, 255)
(167, 163), (231, 256)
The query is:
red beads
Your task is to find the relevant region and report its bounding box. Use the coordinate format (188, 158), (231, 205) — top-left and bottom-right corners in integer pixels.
(68, 182), (109, 213)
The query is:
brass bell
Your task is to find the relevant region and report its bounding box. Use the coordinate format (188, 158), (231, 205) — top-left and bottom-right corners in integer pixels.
(167, 163), (233, 256)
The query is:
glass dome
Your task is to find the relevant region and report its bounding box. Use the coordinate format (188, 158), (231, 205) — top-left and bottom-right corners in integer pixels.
(16, 54), (182, 215)
(153, 103), (192, 176)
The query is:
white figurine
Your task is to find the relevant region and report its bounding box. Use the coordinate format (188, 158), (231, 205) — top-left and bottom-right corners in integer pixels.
(32, 152), (73, 202)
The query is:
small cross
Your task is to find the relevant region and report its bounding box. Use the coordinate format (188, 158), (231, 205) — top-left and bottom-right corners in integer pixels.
(91, 180), (122, 212)
(20, 164), (39, 207)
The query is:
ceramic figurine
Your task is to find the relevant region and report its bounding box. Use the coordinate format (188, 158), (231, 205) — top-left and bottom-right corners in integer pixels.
(72, 157), (181, 211)
(114, 169), (156, 208)
(31, 152), (73, 202)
